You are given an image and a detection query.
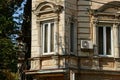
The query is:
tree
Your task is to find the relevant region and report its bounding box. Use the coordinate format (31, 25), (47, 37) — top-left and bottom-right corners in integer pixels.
(22, 0), (31, 60)
(12, 0), (31, 80)
(0, 0), (24, 80)
(18, 0), (31, 79)
(0, 0), (31, 79)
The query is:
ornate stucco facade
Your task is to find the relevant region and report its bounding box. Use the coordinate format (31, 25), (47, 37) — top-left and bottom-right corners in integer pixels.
(25, 0), (120, 80)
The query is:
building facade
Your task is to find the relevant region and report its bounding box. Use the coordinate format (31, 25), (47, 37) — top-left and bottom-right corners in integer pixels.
(25, 0), (120, 80)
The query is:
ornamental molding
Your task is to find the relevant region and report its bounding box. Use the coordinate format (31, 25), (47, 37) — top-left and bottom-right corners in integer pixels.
(89, 1), (120, 16)
(33, 1), (63, 16)
(91, 1), (120, 24)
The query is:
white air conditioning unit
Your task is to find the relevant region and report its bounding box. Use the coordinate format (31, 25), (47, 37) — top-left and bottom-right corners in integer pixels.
(81, 40), (93, 49)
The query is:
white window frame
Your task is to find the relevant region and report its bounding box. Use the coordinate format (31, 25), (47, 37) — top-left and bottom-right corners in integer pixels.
(41, 21), (55, 55)
(97, 26), (113, 57)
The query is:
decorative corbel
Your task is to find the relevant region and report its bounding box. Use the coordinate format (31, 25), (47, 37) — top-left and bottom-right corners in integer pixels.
(53, 5), (63, 13)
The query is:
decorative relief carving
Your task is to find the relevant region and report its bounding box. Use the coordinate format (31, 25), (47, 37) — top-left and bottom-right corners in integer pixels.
(80, 58), (92, 68)
(117, 62), (120, 68)
(69, 58), (77, 67)
(98, 15), (115, 20)
(99, 59), (114, 68)
(116, 60), (120, 68)
(42, 59), (56, 66)
(33, 1), (63, 16)
(53, 5), (63, 13)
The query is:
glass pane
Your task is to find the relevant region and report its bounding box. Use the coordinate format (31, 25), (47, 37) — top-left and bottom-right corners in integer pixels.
(70, 23), (74, 52)
(98, 27), (103, 55)
(44, 24), (48, 53)
(50, 23), (54, 52)
(106, 27), (111, 55)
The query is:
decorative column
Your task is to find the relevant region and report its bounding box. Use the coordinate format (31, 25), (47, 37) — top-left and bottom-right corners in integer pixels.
(36, 21), (42, 56)
(70, 70), (75, 80)
(93, 19), (98, 56)
(114, 23), (120, 70)
(113, 24), (119, 58)
(53, 5), (63, 68)
(54, 19), (59, 55)
(92, 18), (99, 69)
(54, 5), (63, 55)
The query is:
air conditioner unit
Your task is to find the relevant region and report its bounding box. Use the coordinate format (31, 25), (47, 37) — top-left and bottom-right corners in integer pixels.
(81, 40), (93, 49)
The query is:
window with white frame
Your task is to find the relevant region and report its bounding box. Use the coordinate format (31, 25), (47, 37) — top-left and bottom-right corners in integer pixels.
(97, 26), (113, 56)
(41, 21), (55, 54)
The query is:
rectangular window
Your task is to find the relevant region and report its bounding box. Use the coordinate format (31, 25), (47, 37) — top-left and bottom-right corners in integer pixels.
(98, 26), (112, 56)
(50, 23), (54, 52)
(70, 22), (74, 52)
(44, 24), (48, 53)
(42, 21), (54, 54)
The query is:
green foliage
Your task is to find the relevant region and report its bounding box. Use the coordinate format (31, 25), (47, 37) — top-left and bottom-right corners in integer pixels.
(0, 0), (14, 38)
(0, 38), (18, 80)
(0, 16), (13, 37)
(0, 38), (17, 72)
(0, 0), (22, 80)
(0, 70), (18, 80)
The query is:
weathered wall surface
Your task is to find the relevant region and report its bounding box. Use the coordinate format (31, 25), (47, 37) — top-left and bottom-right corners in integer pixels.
(31, 0), (65, 70)
(77, 0), (120, 70)
(91, 0), (120, 9)
(78, 73), (120, 80)
(77, 0), (92, 57)
(31, 0), (120, 80)
(64, 0), (77, 55)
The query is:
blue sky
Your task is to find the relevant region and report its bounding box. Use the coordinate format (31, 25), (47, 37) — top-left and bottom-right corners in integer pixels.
(11, 0), (27, 42)
(13, 0), (27, 24)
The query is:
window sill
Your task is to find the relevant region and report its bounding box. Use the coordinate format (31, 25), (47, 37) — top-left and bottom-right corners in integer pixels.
(97, 55), (115, 59)
(42, 52), (55, 55)
(99, 55), (113, 57)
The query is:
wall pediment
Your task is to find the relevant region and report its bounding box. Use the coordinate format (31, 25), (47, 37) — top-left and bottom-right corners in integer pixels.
(33, 1), (63, 16)
(96, 1), (120, 13)
(92, 1), (120, 24)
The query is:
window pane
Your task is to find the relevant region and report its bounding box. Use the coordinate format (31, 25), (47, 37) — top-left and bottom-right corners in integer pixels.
(44, 24), (48, 53)
(70, 23), (74, 52)
(106, 27), (111, 55)
(50, 23), (54, 52)
(98, 27), (103, 55)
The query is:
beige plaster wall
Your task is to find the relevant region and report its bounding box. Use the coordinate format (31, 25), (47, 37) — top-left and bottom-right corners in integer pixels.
(31, 0), (120, 71)
(31, 0), (65, 70)
(64, 0), (77, 55)
(91, 0), (120, 9)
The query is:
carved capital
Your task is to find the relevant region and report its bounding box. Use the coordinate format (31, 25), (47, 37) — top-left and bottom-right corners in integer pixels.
(53, 5), (63, 13)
